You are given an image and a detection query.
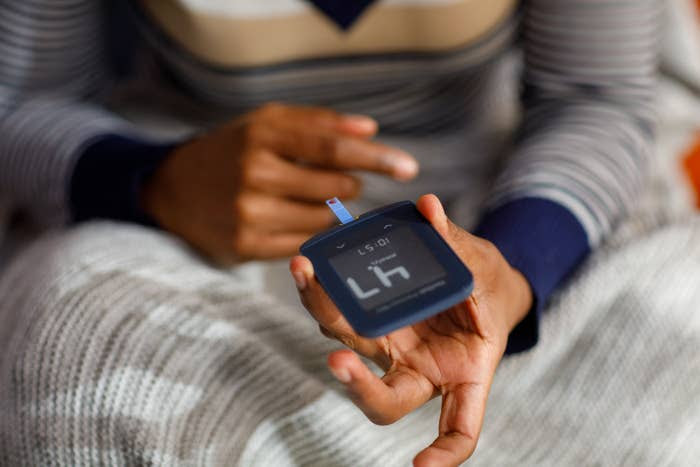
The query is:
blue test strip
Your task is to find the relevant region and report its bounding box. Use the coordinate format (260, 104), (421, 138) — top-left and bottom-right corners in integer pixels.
(326, 197), (355, 224)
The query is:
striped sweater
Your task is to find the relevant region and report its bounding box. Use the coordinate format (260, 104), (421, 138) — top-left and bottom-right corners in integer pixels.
(0, 0), (661, 353)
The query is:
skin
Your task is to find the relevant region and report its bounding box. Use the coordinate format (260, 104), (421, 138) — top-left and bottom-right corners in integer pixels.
(144, 102), (532, 464)
(143, 103), (419, 264)
(290, 194), (533, 467)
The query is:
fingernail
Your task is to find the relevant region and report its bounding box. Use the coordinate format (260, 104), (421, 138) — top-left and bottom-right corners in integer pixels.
(329, 366), (352, 383)
(342, 114), (377, 133)
(392, 156), (419, 181)
(292, 271), (307, 291)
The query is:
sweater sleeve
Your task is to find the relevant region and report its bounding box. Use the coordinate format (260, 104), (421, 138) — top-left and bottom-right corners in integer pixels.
(0, 2), (173, 226)
(475, 0), (661, 354)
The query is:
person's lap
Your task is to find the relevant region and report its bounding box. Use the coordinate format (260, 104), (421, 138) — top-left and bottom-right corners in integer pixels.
(1, 216), (699, 466)
(241, 218), (700, 466)
(475, 219), (700, 466)
(0, 221), (341, 465)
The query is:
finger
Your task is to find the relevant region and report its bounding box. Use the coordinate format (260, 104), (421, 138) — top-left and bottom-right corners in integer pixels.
(416, 194), (450, 237)
(289, 256), (384, 361)
(319, 324), (334, 339)
(416, 193), (482, 258)
(234, 228), (311, 260)
(235, 192), (335, 233)
(413, 433), (475, 467)
(247, 150), (362, 202)
(289, 255), (345, 327)
(413, 383), (489, 467)
(415, 195), (494, 338)
(260, 125), (418, 181)
(327, 349), (435, 425)
(255, 103), (378, 137)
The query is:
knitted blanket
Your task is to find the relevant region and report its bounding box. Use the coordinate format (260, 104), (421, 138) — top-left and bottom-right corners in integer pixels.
(0, 211), (698, 465)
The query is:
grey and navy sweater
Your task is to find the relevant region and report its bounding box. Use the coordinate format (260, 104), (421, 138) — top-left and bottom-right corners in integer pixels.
(0, 0), (661, 353)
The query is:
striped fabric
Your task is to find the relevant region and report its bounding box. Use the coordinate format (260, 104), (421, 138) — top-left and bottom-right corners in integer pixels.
(128, 1), (519, 142)
(487, 1), (661, 244)
(0, 3), (121, 225)
(1, 3), (691, 464)
(0, 0), (660, 246)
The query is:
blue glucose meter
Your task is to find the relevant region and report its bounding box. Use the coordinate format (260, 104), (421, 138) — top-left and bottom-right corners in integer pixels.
(300, 199), (474, 337)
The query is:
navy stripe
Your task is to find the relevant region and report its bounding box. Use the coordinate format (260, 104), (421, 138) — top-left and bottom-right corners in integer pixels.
(475, 197), (591, 353)
(305, 0), (376, 30)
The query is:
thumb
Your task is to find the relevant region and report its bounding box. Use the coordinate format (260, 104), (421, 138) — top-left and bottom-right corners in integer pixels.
(415, 194), (449, 237)
(416, 194), (520, 344)
(415, 193), (491, 276)
(416, 194), (476, 250)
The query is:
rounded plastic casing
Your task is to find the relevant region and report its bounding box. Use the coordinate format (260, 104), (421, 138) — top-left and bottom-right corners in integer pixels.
(300, 201), (474, 337)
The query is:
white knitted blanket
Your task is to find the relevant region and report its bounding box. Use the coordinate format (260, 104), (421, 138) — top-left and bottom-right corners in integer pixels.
(1, 59), (700, 466)
(0, 204), (699, 466)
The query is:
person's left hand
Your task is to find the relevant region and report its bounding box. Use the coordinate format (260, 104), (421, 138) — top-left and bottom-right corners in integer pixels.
(289, 194), (532, 466)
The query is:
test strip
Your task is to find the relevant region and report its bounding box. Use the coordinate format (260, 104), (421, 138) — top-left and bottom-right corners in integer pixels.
(326, 197), (355, 224)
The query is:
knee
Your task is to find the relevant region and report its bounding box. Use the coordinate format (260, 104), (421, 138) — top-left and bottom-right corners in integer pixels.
(0, 222), (213, 463)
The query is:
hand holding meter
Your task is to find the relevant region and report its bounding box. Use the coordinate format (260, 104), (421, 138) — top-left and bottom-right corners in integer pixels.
(300, 197), (474, 337)
(291, 194), (533, 465)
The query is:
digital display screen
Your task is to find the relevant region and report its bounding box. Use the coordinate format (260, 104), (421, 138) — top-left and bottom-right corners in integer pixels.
(329, 227), (447, 313)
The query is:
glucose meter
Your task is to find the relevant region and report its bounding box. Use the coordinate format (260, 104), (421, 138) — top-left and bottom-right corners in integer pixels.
(300, 199), (474, 337)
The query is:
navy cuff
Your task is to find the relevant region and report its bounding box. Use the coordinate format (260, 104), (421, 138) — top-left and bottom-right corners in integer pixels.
(474, 198), (590, 354)
(70, 135), (179, 227)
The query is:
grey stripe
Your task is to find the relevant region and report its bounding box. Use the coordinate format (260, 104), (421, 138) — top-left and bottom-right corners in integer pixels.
(0, 0), (660, 247)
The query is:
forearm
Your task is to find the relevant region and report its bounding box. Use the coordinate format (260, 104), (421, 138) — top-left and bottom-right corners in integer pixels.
(474, 0), (661, 353)
(0, 98), (134, 225)
(487, 100), (656, 246)
(496, 0), (659, 244)
(0, 1), (124, 225)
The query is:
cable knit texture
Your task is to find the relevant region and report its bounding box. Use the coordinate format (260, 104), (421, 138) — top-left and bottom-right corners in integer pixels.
(0, 216), (698, 465)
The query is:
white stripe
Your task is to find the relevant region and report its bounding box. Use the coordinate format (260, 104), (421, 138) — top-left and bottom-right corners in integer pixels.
(178, 0), (465, 19)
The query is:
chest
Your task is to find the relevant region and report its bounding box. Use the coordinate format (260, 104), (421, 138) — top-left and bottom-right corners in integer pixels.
(140, 0), (517, 67)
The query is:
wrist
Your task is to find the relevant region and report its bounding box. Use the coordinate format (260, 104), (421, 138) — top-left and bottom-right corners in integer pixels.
(141, 166), (173, 231)
(70, 135), (178, 226)
(503, 266), (534, 333)
(474, 197), (591, 354)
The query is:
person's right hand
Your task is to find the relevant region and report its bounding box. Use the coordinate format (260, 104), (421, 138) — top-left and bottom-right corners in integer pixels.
(142, 103), (419, 264)
(290, 194), (533, 466)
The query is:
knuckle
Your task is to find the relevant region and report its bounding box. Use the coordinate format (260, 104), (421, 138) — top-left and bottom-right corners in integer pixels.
(320, 135), (343, 165)
(447, 220), (470, 242)
(239, 155), (265, 188)
(242, 120), (268, 144)
(478, 237), (498, 256)
(300, 296), (312, 311)
(256, 102), (285, 120)
(231, 227), (251, 255)
(367, 411), (397, 426)
(232, 194), (256, 224)
(311, 107), (340, 125)
(285, 129), (305, 154)
(337, 333), (357, 351)
(238, 159), (255, 186)
(477, 238), (501, 264)
(318, 324), (334, 339)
